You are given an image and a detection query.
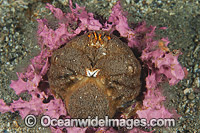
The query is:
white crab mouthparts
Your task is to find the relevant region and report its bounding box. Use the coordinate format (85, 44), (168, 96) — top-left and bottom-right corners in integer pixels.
(86, 68), (100, 77)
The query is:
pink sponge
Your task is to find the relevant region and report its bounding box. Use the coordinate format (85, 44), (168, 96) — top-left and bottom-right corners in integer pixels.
(136, 88), (173, 122)
(0, 0), (185, 132)
(141, 38), (185, 86)
(0, 99), (14, 114)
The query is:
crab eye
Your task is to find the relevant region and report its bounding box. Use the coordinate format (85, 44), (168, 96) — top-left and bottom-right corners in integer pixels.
(52, 54), (59, 63)
(87, 31), (110, 48)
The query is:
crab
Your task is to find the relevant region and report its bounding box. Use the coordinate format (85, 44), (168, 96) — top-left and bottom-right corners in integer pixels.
(48, 31), (141, 119)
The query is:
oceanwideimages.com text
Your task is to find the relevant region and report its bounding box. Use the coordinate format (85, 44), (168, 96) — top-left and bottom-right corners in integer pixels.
(24, 115), (176, 129)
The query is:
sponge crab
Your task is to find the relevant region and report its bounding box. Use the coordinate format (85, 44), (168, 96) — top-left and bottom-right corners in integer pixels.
(48, 31), (142, 119)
